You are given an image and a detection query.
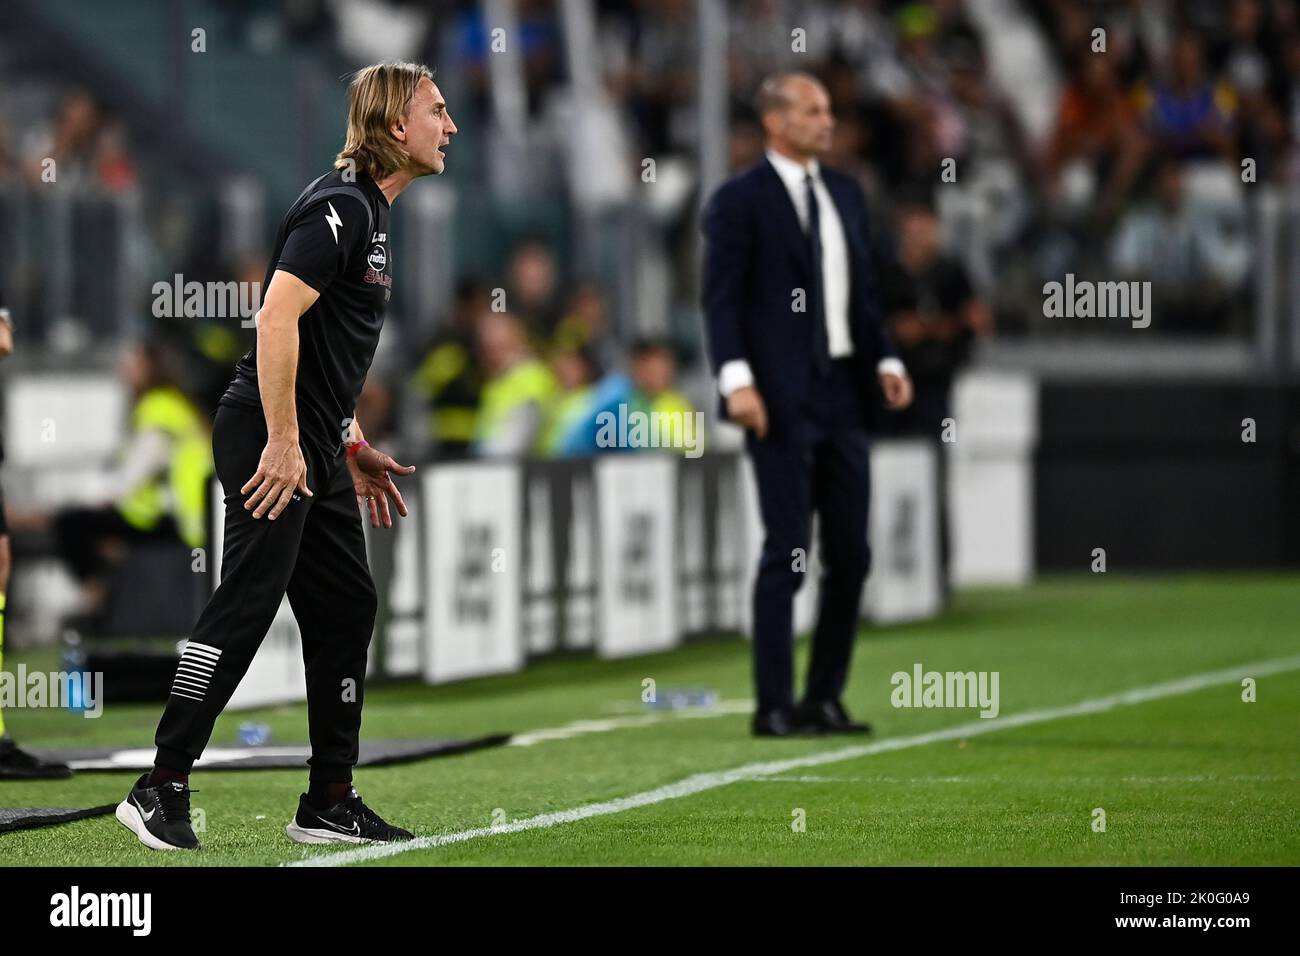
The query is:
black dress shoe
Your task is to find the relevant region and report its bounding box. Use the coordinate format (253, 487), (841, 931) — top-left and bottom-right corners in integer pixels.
(797, 699), (872, 735)
(0, 737), (73, 780)
(751, 707), (826, 737)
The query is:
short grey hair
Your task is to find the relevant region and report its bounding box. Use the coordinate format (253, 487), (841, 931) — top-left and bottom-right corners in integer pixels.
(754, 71), (824, 116)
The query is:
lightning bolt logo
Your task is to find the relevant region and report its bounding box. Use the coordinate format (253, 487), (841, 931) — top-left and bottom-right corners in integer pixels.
(324, 201), (342, 244)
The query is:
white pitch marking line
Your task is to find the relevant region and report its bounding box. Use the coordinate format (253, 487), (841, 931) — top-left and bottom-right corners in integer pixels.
(751, 774), (1299, 785)
(507, 700), (753, 746)
(284, 654), (1300, 867)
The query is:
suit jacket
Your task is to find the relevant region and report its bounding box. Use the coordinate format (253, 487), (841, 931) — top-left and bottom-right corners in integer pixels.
(701, 157), (897, 434)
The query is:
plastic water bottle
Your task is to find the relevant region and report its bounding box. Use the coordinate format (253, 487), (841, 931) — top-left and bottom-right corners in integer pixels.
(646, 688), (719, 710)
(237, 722), (271, 746)
(61, 633), (88, 715)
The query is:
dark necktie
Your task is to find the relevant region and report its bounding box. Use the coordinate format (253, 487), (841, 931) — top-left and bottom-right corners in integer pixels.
(805, 172), (832, 377)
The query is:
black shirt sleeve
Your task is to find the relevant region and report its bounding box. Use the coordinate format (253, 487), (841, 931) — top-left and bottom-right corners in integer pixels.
(275, 193), (369, 294)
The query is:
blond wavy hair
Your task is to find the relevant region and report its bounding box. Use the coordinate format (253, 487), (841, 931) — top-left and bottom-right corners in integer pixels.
(334, 61), (433, 180)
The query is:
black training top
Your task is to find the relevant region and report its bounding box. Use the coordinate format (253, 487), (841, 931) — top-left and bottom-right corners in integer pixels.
(221, 168), (393, 459)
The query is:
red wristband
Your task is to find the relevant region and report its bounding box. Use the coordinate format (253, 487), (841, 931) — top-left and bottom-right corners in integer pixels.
(346, 439), (370, 460)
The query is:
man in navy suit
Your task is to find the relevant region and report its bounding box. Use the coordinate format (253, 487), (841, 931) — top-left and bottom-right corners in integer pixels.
(702, 72), (913, 737)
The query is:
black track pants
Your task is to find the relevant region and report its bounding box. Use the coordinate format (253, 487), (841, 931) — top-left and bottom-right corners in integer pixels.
(153, 404), (377, 782)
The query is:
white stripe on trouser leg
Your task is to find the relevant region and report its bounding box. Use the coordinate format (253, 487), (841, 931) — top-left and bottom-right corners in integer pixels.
(171, 642), (224, 701)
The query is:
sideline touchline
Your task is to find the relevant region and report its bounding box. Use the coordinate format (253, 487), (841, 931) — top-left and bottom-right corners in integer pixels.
(285, 654), (1300, 867)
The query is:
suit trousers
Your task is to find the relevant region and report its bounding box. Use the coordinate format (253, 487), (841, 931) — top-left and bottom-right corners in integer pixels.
(746, 360), (871, 713)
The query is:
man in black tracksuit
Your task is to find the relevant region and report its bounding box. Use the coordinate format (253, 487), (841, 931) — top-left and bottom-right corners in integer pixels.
(117, 62), (457, 851)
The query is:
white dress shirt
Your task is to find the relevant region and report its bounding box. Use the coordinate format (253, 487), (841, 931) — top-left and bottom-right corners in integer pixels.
(717, 149), (907, 397)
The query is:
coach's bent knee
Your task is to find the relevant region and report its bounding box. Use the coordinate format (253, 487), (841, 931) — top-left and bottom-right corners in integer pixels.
(758, 544), (811, 594)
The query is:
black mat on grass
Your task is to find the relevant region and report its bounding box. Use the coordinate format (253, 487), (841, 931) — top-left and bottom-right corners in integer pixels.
(0, 805), (117, 833)
(31, 735), (510, 772)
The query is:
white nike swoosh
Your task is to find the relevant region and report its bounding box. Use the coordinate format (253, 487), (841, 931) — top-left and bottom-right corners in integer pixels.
(133, 795), (156, 822)
(317, 816), (360, 836)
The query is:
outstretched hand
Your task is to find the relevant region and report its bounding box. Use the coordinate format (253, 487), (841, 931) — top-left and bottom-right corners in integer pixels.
(349, 444), (416, 529)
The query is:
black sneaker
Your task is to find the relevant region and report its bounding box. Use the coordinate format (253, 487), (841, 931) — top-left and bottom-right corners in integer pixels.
(0, 737), (73, 780)
(286, 788), (414, 845)
(115, 773), (201, 851)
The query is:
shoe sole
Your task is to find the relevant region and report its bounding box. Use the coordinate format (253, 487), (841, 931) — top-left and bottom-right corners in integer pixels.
(115, 799), (197, 851)
(751, 726), (829, 737)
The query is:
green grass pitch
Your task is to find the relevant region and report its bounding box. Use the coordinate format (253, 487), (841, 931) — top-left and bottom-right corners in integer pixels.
(2, 574), (1297, 866)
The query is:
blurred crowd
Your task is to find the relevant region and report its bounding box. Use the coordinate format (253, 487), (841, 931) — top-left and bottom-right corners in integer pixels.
(162, 237), (700, 464)
(0, 90), (138, 193)
(367, 0), (1278, 335)
(57, 1), (1300, 349)
(355, 239), (698, 460)
(4, 0), (1296, 444)
(707, 0), (1276, 334)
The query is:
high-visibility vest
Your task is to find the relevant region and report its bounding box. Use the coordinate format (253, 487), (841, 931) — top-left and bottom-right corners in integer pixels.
(416, 339), (480, 444)
(116, 387), (214, 549)
(539, 385), (596, 456)
(643, 389), (695, 421)
(631, 388), (702, 453)
(474, 359), (558, 454)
